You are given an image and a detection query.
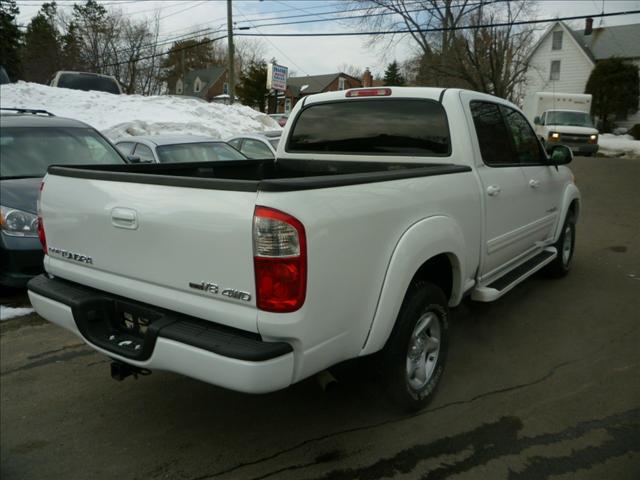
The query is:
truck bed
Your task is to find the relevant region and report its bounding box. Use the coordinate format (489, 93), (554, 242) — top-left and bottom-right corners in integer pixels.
(48, 159), (471, 192)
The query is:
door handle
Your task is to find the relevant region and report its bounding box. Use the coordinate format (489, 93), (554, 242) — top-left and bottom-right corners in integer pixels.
(111, 207), (138, 230)
(486, 185), (501, 196)
(529, 179), (541, 189)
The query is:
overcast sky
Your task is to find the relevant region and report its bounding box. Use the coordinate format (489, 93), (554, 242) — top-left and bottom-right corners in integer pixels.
(14, 0), (640, 78)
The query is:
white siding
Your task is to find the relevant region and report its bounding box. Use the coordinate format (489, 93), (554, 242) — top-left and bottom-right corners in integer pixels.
(524, 25), (594, 98)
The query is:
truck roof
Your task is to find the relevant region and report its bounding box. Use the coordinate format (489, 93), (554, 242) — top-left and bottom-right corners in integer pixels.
(304, 86), (447, 105)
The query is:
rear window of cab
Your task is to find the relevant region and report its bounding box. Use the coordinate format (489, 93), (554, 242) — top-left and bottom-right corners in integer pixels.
(287, 99), (450, 156)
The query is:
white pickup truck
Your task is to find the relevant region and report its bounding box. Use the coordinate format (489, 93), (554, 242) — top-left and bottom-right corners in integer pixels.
(28, 87), (580, 411)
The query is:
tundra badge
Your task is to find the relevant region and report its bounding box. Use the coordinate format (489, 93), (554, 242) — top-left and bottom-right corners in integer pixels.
(48, 246), (93, 264)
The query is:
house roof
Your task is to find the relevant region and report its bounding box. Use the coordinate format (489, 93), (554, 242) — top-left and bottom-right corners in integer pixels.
(531, 21), (640, 65)
(287, 72), (361, 96)
(573, 23), (640, 60)
(182, 67), (226, 97)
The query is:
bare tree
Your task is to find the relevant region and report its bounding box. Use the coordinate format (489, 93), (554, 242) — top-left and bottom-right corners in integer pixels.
(336, 63), (364, 78)
(235, 38), (266, 75)
(354, 0), (537, 101)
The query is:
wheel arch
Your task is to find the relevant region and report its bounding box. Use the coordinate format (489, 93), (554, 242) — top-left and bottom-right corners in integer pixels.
(360, 215), (467, 356)
(553, 183), (581, 242)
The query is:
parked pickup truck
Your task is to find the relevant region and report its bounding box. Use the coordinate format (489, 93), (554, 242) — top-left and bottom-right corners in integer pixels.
(28, 87), (580, 411)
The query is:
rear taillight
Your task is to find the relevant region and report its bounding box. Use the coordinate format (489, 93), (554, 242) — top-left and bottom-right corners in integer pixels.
(253, 206), (307, 313)
(37, 180), (47, 253)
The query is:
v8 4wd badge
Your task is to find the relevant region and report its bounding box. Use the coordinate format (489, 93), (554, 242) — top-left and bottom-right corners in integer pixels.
(188, 281), (252, 302)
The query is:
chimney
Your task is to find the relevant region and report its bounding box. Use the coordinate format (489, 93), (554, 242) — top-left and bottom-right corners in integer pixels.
(362, 67), (373, 88)
(585, 17), (593, 36)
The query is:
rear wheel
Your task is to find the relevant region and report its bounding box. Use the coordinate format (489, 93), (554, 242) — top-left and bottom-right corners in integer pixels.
(381, 282), (449, 412)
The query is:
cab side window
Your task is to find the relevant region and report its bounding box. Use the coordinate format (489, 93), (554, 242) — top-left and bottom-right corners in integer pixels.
(500, 106), (544, 165)
(470, 101), (516, 166)
(133, 143), (155, 163)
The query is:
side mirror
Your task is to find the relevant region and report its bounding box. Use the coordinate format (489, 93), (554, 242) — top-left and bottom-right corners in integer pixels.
(534, 116), (541, 125)
(549, 145), (573, 165)
(127, 155), (141, 163)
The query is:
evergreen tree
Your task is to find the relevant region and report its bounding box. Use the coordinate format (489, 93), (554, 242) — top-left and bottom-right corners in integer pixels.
(23, 2), (61, 84)
(237, 60), (268, 112)
(162, 39), (223, 94)
(383, 60), (405, 86)
(61, 22), (84, 71)
(0, 0), (23, 80)
(586, 58), (640, 132)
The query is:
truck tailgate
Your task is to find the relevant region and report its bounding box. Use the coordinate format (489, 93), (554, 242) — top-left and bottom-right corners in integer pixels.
(40, 174), (259, 332)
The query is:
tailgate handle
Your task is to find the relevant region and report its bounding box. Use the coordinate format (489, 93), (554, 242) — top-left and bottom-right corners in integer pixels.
(111, 208), (138, 230)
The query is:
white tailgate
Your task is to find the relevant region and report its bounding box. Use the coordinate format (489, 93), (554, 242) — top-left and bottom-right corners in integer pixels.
(41, 174), (259, 332)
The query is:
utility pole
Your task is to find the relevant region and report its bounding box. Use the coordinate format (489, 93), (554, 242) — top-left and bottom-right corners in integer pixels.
(226, 0), (235, 104)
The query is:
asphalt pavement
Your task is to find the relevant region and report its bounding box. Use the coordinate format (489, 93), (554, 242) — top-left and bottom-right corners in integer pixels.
(1, 156), (639, 480)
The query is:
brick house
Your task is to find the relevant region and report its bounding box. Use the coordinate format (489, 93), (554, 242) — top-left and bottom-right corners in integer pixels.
(174, 67), (229, 103)
(269, 71), (363, 114)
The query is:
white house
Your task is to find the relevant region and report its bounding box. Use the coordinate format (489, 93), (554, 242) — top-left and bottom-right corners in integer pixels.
(524, 21), (640, 128)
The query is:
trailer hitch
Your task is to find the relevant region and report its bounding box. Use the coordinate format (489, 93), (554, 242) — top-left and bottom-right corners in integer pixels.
(110, 361), (151, 381)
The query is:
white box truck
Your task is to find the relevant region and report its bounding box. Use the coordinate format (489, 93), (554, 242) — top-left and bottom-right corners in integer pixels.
(523, 92), (599, 156)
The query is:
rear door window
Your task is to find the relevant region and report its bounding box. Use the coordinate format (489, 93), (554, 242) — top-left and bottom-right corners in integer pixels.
(116, 142), (135, 155)
(241, 139), (274, 159)
(228, 138), (242, 150)
(133, 144), (155, 163)
(287, 99), (450, 156)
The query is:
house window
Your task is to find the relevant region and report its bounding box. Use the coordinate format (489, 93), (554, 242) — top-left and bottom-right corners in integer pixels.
(176, 79), (183, 94)
(552, 31), (563, 50)
(550, 60), (561, 81)
(338, 77), (346, 90)
(285, 97), (292, 113)
(194, 77), (202, 93)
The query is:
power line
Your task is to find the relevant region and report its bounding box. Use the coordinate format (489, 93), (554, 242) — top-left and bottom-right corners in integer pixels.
(153, 1), (389, 39)
(232, 3), (310, 76)
(117, 0), (487, 58)
(97, 33), (228, 69)
(243, 1), (494, 30)
(97, 9), (639, 68)
(234, 10), (640, 37)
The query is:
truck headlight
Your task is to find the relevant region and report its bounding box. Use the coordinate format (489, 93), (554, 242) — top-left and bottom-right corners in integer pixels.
(0, 206), (39, 237)
(549, 132), (560, 141)
(589, 134), (598, 143)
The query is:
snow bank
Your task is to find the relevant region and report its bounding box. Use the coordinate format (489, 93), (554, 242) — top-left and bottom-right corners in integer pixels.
(0, 305), (35, 321)
(0, 82), (280, 141)
(598, 134), (640, 158)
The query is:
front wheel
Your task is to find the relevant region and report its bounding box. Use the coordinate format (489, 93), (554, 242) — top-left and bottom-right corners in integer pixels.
(544, 213), (576, 278)
(381, 282), (449, 412)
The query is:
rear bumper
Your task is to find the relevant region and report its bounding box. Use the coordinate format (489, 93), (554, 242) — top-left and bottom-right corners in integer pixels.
(27, 275), (294, 393)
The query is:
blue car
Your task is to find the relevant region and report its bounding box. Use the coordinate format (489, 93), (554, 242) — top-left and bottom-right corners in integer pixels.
(0, 109), (127, 287)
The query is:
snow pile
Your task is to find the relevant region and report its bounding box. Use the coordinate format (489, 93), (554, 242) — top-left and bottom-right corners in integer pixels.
(0, 305), (35, 321)
(598, 134), (640, 158)
(0, 82), (280, 141)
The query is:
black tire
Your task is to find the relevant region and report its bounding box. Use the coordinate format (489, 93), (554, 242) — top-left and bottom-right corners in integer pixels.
(544, 212), (576, 278)
(381, 281), (449, 412)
